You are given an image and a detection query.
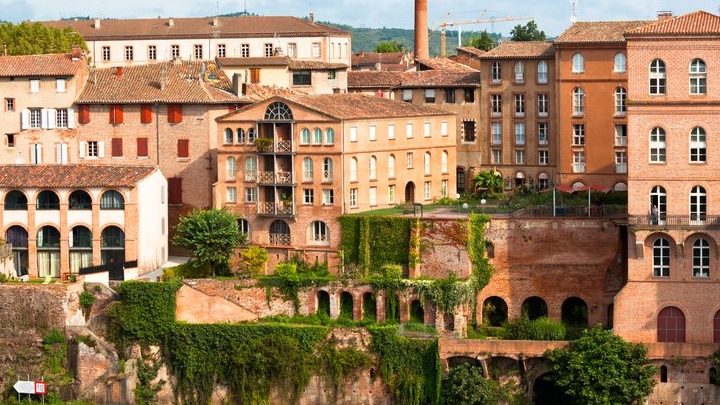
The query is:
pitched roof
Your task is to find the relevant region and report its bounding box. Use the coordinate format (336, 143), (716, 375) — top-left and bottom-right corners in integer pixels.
(351, 52), (411, 71)
(43, 16), (348, 40)
(456, 47), (486, 58)
(479, 41), (555, 59)
(625, 11), (720, 36)
(415, 57), (478, 72)
(77, 61), (247, 104)
(217, 56), (347, 70)
(347, 70), (480, 89)
(0, 53), (86, 77)
(0, 165), (157, 188)
(555, 20), (651, 44)
(242, 83), (300, 102)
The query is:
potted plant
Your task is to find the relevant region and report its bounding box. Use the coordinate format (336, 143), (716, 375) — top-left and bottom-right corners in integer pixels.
(254, 137), (273, 152)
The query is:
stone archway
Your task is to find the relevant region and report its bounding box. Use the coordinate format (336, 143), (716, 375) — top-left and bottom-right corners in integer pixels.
(405, 182), (416, 204)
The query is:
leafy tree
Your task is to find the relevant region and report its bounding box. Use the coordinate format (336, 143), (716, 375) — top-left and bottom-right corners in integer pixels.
(172, 209), (245, 277)
(0, 22), (87, 55)
(546, 327), (656, 405)
(441, 363), (511, 405)
(465, 31), (496, 51)
(375, 40), (405, 53)
(510, 21), (546, 41)
(472, 169), (503, 196)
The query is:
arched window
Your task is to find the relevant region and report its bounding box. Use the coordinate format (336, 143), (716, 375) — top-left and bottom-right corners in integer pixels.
(483, 296), (508, 326)
(349, 157), (358, 182)
(100, 190), (124, 210)
(236, 128), (245, 144)
(300, 128), (310, 144)
(614, 86), (626, 115)
(650, 185), (667, 223)
(302, 157), (313, 182)
(37, 226), (60, 277)
(537, 61), (548, 84)
(36, 190), (59, 210)
(660, 365), (668, 383)
(690, 185), (707, 223)
(237, 218), (250, 240)
(308, 221), (329, 245)
(521, 296), (548, 320)
(514, 61), (524, 83)
(614, 52), (627, 72)
(653, 238), (670, 277)
(269, 220), (290, 245)
(424, 152), (431, 175)
(247, 127), (256, 143)
(561, 297), (588, 328)
(572, 52), (584, 73)
(325, 128), (335, 144)
(491, 61), (501, 82)
(69, 190), (92, 210)
(538, 172), (549, 190)
(657, 306), (685, 342)
(441, 151), (448, 173)
(457, 167), (465, 194)
(689, 58), (707, 95)
(649, 127), (666, 163)
(388, 154), (395, 178)
(369, 155), (377, 180)
(225, 156), (236, 180)
(690, 127), (707, 163)
(245, 157), (257, 181)
(6, 226), (28, 276)
(692, 238), (710, 278)
(69, 226), (92, 274)
(322, 158), (333, 182)
(101, 226), (125, 267)
(224, 128), (233, 144)
(312, 128), (322, 144)
(264, 102), (293, 120)
(4, 190), (27, 210)
(650, 59), (666, 95)
(572, 87), (584, 115)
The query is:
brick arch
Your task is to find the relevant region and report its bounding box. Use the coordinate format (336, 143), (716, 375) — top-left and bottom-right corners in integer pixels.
(644, 232), (677, 250)
(4, 223), (28, 233)
(681, 232), (717, 252)
(67, 189), (94, 207)
(657, 306), (686, 343)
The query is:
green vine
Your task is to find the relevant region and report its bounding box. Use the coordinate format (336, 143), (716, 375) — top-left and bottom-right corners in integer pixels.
(341, 216), (414, 272)
(135, 349), (166, 405)
(258, 256), (333, 311)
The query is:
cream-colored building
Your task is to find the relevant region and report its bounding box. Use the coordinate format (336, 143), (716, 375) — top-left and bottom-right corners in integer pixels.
(214, 94), (456, 269)
(44, 16), (351, 67)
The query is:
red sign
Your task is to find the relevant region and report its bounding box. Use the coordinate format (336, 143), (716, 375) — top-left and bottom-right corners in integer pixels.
(34, 381), (47, 396)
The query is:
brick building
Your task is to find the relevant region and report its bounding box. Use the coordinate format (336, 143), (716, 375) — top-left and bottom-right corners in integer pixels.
(554, 20), (649, 190)
(0, 50), (88, 165)
(478, 41), (556, 191)
(0, 165), (166, 279)
(214, 94), (456, 270)
(351, 51), (413, 71)
(44, 16), (351, 67)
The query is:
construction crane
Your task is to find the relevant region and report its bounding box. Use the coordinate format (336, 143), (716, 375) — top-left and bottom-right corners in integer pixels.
(437, 15), (533, 57)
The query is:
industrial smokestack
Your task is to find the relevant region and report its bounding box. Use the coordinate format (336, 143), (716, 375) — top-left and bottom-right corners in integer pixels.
(414, 0), (429, 60)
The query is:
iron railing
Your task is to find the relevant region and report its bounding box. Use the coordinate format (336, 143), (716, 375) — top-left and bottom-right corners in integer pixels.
(629, 215), (720, 228)
(269, 233), (291, 246)
(258, 202), (295, 217)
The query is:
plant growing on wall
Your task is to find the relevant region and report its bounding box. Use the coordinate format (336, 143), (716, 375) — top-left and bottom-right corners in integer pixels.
(441, 363), (514, 405)
(172, 209), (245, 277)
(253, 137), (273, 152)
(234, 246), (268, 277)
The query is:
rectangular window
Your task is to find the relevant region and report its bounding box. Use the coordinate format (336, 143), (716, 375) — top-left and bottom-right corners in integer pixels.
(167, 104), (183, 123)
(445, 88), (456, 103)
(514, 62), (525, 83)
(250, 68), (260, 84)
(217, 44), (226, 58)
(463, 120), (476, 142)
(491, 61), (501, 82)
(515, 149), (525, 164)
(56, 108), (68, 128)
(148, 45), (157, 60)
(102, 46), (111, 61)
(109, 104), (123, 124)
(441, 180), (448, 197)
(78, 105), (90, 124)
(56, 78), (66, 93)
(137, 138), (148, 157)
(328, 70), (336, 80)
(407, 152), (413, 168)
(168, 177), (183, 205)
(111, 138), (123, 157)
(573, 124), (585, 146)
(424, 122), (431, 138)
(6, 134), (15, 147)
(264, 43), (274, 57)
(537, 94), (548, 116)
(573, 151), (586, 173)
(423, 182), (431, 200)
(311, 42), (321, 58)
(388, 124), (395, 139)
(424, 89), (436, 103)
(349, 188), (358, 208)
(29, 108), (41, 128)
(615, 124), (627, 146)
(303, 189), (314, 204)
(171, 45), (180, 59)
(406, 123), (413, 138)
(369, 125), (376, 141)
(491, 122), (502, 145)
(55, 143), (68, 164)
(177, 139), (189, 158)
(538, 122), (548, 145)
(464, 88), (475, 103)
(287, 43), (297, 58)
(491, 94), (502, 117)
(140, 104), (153, 123)
(492, 149), (502, 164)
(538, 150), (548, 165)
(30, 79), (40, 93)
(388, 185), (396, 204)
(292, 71), (311, 86)
(615, 151), (627, 173)
(124, 45), (134, 61)
(87, 141), (99, 158)
(650, 129), (666, 163)
(245, 187), (257, 203)
(350, 126), (357, 142)
(30, 143), (42, 164)
(5, 98), (14, 112)
(194, 44), (203, 59)
(369, 187), (377, 206)
(514, 94), (525, 117)
(241, 44), (249, 58)
(226, 187), (237, 203)
(402, 89), (413, 102)
(515, 122), (525, 145)
(322, 189), (334, 205)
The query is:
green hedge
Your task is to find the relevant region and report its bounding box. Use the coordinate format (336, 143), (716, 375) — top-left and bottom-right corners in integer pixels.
(340, 216), (414, 271)
(109, 280), (181, 345)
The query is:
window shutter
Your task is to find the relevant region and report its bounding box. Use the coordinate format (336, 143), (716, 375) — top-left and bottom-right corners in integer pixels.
(78, 141), (87, 158)
(137, 138), (149, 157)
(78, 105), (90, 124)
(168, 177), (183, 204)
(67, 108), (75, 128)
(111, 138), (123, 157)
(55, 143), (62, 163)
(61, 143), (68, 163)
(177, 139), (189, 158)
(97, 141), (105, 158)
(20, 109), (30, 129)
(46, 109), (56, 129)
(140, 104), (153, 124)
(40, 108), (48, 129)
(168, 104), (183, 123)
(30, 145), (37, 164)
(35, 144), (43, 164)
(109, 105), (114, 124)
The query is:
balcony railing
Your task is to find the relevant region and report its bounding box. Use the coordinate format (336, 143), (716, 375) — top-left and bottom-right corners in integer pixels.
(276, 140), (292, 153)
(258, 202), (295, 217)
(629, 215), (720, 228)
(257, 171), (293, 185)
(269, 233), (291, 246)
(245, 172), (257, 182)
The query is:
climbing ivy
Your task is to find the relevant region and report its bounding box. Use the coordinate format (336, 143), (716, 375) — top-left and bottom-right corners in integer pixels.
(258, 255), (333, 311)
(109, 280), (181, 346)
(340, 216), (414, 271)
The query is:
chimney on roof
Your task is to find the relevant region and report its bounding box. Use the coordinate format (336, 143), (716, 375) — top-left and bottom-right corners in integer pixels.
(71, 44), (82, 60)
(115, 66), (123, 78)
(168, 18), (175, 27)
(309, 12), (315, 23)
(94, 18), (101, 29)
(414, 0), (429, 60)
(657, 11), (673, 21)
(212, 17), (219, 26)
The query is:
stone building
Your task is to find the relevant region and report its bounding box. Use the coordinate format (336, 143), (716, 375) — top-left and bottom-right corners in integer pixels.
(554, 20), (649, 190)
(214, 94), (456, 269)
(0, 165), (166, 279)
(477, 41), (556, 191)
(44, 16), (351, 67)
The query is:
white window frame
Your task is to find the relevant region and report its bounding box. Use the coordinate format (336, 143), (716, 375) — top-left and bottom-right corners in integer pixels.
(124, 45), (134, 61)
(537, 61), (548, 84)
(690, 59), (707, 95)
(615, 124), (627, 146)
(406, 123), (413, 138)
(538, 150), (548, 166)
(350, 126), (357, 142)
(649, 127), (666, 163)
(491, 94), (502, 117)
(514, 94), (525, 117)
(514, 61), (524, 83)
(538, 122), (548, 145)
(572, 53), (584, 73)
(650, 59), (667, 95)
(388, 185), (396, 204)
(515, 149), (525, 165)
(226, 187), (237, 203)
(423, 181), (431, 200)
(537, 94), (548, 117)
(573, 151), (586, 173)
(690, 127), (707, 163)
(653, 238), (670, 277)
(406, 152), (413, 168)
(303, 157), (314, 181)
(368, 187), (377, 206)
(369, 155), (377, 180)
(424, 152), (431, 175)
(388, 155), (395, 178)
(441, 151), (448, 173)
(614, 53), (627, 73)
(515, 122), (525, 146)
(615, 87), (627, 116)
(491, 61), (501, 83)
(615, 151), (627, 173)
(424, 122), (431, 137)
(349, 188), (358, 208)
(56, 78), (66, 93)
(693, 238), (710, 278)
(30, 79), (40, 93)
(369, 125), (376, 141)
(573, 87), (584, 116)
(388, 124), (395, 139)
(573, 124), (585, 146)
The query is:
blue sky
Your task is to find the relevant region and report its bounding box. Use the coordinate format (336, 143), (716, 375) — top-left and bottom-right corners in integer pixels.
(2, 0), (718, 36)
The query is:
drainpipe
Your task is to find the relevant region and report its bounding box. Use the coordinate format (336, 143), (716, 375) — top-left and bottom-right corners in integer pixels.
(155, 102), (160, 166)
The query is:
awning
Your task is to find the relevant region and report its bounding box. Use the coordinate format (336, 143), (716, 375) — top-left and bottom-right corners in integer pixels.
(555, 184), (612, 193)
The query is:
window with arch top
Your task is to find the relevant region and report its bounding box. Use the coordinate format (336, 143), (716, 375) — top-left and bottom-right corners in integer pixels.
(537, 60), (548, 83)
(652, 237), (670, 277)
(650, 59), (666, 95)
(692, 238), (710, 278)
(690, 127), (707, 163)
(308, 221), (329, 245)
(649, 127), (666, 163)
(657, 306), (685, 342)
(264, 102), (293, 120)
(689, 58), (707, 95)
(37, 190), (59, 210)
(614, 52), (627, 73)
(100, 190), (124, 210)
(572, 87), (584, 115)
(572, 52), (584, 73)
(4, 190), (27, 210)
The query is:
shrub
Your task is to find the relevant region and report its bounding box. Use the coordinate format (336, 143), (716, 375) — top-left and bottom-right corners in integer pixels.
(161, 262), (212, 281)
(234, 246), (268, 277)
(441, 363), (509, 405)
(43, 328), (66, 345)
(79, 290), (96, 312)
(109, 281), (181, 345)
(503, 316), (566, 341)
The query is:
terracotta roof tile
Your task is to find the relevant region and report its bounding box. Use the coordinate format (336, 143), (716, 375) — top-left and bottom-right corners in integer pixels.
(242, 83), (300, 102)
(43, 16), (348, 40)
(0, 53), (86, 77)
(415, 57), (478, 72)
(456, 47), (486, 58)
(347, 70), (479, 89)
(347, 71), (403, 88)
(276, 94), (454, 120)
(555, 20), (651, 44)
(625, 11), (720, 36)
(0, 165), (157, 188)
(77, 61), (246, 104)
(479, 41), (555, 59)
(351, 52), (411, 71)
(217, 56), (346, 70)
